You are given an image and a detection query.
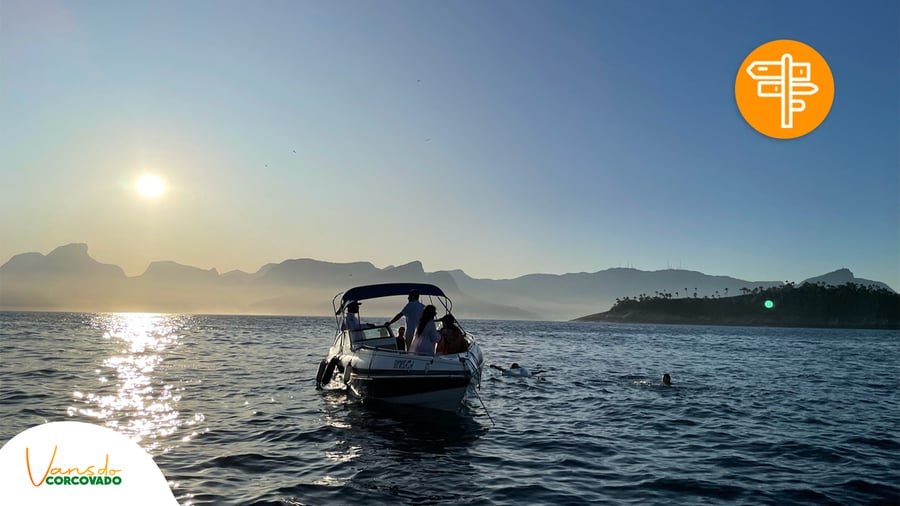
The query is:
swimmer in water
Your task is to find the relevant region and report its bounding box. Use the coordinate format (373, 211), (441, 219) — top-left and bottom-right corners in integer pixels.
(490, 363), (545, 377)
(662, 373), (672, 386)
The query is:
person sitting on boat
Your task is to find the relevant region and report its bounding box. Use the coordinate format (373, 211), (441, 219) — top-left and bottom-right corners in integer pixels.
(408, 305), (441, 355)
(490, 363), (545, 377)
(396, 326), (407, 351)
(436, 314), (468, 355)
(341, 301), (373, 331)
(386, 289), (425, 338)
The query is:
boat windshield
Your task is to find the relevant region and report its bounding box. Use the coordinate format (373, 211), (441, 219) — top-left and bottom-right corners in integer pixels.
(348, 325), (393, 341)
(342, 325), (398, 351)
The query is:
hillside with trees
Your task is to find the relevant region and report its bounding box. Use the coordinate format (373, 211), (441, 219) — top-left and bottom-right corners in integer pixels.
(575, 282), (899, 329)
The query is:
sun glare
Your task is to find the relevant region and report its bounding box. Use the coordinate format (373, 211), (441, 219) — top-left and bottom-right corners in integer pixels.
(136, 175), (165, 198)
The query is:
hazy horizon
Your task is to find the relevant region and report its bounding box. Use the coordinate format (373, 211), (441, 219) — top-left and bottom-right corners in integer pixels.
(2, 1), (898, 289)
(2, 241), (896, 291)
(8, 240), (892, 321)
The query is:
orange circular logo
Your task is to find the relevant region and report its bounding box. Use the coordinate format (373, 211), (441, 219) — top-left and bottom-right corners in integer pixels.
(735, 40), (834, 139)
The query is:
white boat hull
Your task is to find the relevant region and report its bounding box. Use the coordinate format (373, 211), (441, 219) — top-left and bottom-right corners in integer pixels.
(319, 335), (484, 412)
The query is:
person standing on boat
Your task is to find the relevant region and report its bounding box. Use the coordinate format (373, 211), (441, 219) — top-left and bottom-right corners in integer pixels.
(342, 301), (366, 330)
(386, 289), (424, 341)
(408, 305), (441, 355)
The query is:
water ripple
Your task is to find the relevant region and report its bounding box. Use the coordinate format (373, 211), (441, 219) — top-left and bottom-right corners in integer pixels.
(1, 313), (898, 505)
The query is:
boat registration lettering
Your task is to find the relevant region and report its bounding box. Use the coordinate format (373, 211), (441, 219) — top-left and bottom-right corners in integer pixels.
(393, 359), (415, 370)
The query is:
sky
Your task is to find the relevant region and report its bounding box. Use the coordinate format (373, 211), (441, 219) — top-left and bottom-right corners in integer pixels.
(1, 0), (898, 289)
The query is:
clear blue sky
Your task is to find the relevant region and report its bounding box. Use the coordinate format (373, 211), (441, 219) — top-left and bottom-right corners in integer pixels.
(1, 0), (898, 289)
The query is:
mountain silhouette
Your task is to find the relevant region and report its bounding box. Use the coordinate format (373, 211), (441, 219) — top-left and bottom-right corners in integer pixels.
(139, 261), (220, 283)
(800, 268), (891, 291)
(0, 243), (126, 310)
(2, 243), (125, 280)
(0, 244), (894, 320)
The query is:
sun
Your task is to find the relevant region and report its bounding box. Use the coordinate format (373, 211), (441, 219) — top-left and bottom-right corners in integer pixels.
(135, 175), (165, 198)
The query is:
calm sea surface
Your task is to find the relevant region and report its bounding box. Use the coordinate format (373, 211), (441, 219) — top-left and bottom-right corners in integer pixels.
(1, 312), (898, 505)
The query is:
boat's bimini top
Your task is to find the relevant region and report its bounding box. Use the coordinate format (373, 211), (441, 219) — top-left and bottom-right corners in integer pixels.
(334, 283), (447, 314)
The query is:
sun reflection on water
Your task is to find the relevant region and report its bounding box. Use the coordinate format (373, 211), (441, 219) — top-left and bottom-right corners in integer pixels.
(67, 313), (204, 453)
(325, 442), (362, 463)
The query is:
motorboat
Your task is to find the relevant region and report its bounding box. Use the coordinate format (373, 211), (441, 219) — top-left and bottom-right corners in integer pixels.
(315, 283), (485, 412)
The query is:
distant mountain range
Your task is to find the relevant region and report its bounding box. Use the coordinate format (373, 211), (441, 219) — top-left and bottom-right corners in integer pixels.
(0, 243), (893, 320)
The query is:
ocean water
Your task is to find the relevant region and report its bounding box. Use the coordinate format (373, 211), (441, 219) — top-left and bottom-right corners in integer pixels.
(1, 311), (898, 505)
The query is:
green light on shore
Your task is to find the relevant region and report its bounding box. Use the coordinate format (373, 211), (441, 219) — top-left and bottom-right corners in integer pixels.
(764, 300), (775, 309)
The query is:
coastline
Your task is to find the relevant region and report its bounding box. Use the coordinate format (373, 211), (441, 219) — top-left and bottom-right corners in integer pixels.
(574, 283), (900, 330)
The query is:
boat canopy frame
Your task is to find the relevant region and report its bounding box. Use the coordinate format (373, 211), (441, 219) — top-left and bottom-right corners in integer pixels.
(332, 283), (454, 329)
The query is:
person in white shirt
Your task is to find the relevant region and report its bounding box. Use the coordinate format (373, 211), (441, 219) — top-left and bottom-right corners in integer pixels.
(386, 289), (424, 338)
(408, 305), (440, 355)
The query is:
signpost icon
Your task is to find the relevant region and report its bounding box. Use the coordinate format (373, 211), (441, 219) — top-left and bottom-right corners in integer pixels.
(746, 53), (819, 129)
(736, 40), (833, 139)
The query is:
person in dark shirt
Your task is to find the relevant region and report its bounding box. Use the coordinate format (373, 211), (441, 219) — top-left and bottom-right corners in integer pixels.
(436, 314), (468, 355)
